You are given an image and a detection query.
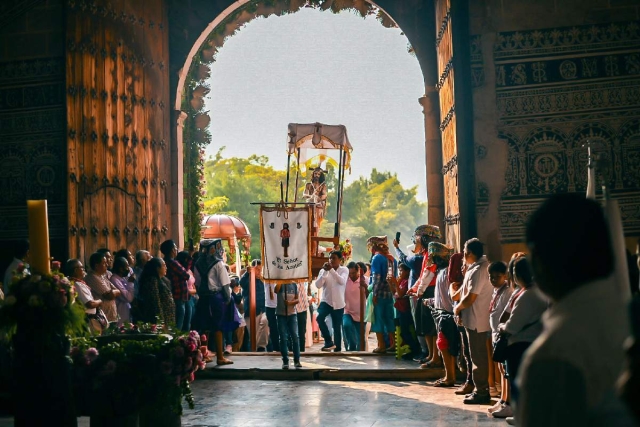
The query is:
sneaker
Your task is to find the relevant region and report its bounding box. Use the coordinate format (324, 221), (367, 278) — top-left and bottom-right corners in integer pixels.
(492, 403), (513, 418)
(321, 344), (336, 352)
(506, 417), (516, 425)
(489, 386), (500, 397)
(282, 362), (289, 370)
(294, 361), (302, 369)
(487, 400), (504, 414)
(463, 392), (491, 405)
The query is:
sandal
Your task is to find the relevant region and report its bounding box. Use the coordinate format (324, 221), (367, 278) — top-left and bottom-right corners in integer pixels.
(433, 380), (456, 388)
(373, 347), (387, 354)
(421, 361), (444, 369)
(216, 358), (234, 365)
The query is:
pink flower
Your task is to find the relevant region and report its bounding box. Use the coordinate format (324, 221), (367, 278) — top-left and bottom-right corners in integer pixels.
(84, 348), (99, 363)
(187, 342), (197, 352)
(189, 372), (195, 382)
(200, 334), (207, 343)
(150, 324), (157, 332)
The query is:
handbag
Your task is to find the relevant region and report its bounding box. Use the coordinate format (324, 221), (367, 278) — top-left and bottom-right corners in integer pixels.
(87, 308), (109, 333)
(492, 319), (539, 363)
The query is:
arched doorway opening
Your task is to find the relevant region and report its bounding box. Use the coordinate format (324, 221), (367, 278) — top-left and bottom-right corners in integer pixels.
(171, 1), (443, 248)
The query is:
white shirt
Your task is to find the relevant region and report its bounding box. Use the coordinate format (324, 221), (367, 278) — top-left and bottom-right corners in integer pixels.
(315, 266), (348, 310)
(74, 279), (96, 314)
(265, 282), (277, 308)
(516, 276), (633, 426)
(459, 256), (492, 332)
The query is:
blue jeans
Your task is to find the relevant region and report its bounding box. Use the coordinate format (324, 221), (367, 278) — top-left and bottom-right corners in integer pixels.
(174, 299), (186, 331)
(342, 314), (362, 351)
(266, 307), (280, 351)
(370, 297), (395, 334)
(183, 297), (197, 332)
(277, 315), (300, 363)
(316, 302), (344, 351)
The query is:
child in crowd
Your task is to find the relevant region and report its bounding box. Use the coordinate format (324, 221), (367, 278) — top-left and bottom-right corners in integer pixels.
(275, 282), (302, 369)
(487, 261), (514, 418)
(395, 263), (421, 359)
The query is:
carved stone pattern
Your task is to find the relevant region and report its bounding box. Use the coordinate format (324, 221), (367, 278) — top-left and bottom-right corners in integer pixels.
(495, 20), (640, 243)
(494, 21), (640, 60)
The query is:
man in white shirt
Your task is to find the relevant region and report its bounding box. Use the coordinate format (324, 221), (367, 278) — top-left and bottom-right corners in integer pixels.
(265, 277), (280, 352)
(453, 238), (493, 404)
(3, 239), (30, 294)
(315, 250), (349, 352)
(516, 194), (634, 426)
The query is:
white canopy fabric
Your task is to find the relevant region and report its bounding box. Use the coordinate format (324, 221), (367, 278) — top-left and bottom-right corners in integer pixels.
(286, 123), (353, 172)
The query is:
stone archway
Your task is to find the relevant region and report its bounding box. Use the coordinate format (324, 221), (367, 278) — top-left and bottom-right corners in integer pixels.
(167, 0), (453, 247)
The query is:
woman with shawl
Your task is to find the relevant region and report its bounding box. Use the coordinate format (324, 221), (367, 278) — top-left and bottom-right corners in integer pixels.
(193, 239), (239, 365)
(367, 236), (398, 353)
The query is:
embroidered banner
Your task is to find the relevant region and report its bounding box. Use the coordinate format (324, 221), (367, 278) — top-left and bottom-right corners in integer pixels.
(259, 205), (312, 283)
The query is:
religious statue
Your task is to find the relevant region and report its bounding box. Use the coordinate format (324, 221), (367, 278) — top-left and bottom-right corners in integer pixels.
(280, 222), (291, 257)
(303, 167), (327, 230)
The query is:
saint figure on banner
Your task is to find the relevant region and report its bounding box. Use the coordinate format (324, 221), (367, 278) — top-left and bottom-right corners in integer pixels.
(303, 167), (327, 230)
(281, 223), (291, 257)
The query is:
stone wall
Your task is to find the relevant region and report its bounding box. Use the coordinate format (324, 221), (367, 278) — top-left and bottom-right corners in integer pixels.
(469, 0), (640, 260)
(0, 0), (67, 273)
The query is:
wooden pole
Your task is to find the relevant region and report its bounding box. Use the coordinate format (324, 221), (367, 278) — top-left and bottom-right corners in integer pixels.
(285, 152), (291, 203)
(334, 146), (343, 238)
(293, 148), (301, 203)
(249, 266), (257, 352)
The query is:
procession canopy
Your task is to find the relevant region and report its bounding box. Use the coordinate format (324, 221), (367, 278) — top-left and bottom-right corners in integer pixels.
(287, 123), (353, 172)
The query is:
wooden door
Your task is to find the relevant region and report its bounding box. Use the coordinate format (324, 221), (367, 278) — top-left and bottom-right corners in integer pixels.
(66, 0), (172, 260)
(435, 0), (476, 250)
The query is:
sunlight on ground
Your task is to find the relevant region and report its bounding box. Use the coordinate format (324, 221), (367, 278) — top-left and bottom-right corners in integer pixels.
(322, 380), (491, 414)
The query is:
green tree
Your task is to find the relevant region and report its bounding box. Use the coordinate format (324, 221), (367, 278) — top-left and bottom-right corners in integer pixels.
(202, 153), (427, 263)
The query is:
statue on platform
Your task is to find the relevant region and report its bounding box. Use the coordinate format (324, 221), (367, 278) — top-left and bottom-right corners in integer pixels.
(303, 167), (327, 230)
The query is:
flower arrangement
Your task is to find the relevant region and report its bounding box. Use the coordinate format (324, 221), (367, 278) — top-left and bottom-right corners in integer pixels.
(71, 325), (206, 416)
(339, 239), (353, 261)
(0, 263), (86, 339)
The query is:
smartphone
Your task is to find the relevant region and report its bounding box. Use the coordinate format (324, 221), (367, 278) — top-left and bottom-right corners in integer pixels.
(395, 231), (401, 243)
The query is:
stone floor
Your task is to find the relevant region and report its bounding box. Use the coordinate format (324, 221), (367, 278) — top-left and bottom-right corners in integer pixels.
(0, 380), (508, 426)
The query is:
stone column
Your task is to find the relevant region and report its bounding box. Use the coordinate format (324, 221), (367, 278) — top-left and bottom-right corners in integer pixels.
(171, 110), (188, 247)
(420, 89), (445, 235)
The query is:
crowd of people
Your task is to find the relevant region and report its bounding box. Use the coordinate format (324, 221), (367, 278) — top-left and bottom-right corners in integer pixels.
(1, 193), (639, 425)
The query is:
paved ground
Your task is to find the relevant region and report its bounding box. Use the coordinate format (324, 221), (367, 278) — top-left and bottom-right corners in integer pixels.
(0, 380), (507, 426)
(200, 353), (445, 381)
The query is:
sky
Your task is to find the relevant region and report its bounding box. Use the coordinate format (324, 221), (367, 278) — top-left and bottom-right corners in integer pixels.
(204, 7), (427, 200)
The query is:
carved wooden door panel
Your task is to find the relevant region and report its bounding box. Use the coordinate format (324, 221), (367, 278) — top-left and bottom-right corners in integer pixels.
(435, 0), (476, 250)
(66, 0), (172, 260)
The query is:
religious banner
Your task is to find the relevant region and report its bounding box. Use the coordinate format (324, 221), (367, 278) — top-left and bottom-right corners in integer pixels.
(259, 205), (312, 283)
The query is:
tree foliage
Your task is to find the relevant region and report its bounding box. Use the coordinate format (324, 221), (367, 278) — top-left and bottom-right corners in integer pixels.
(202, 152), (426, 261)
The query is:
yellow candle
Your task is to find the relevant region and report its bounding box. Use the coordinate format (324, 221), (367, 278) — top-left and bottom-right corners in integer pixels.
(27, 200), (51, 275)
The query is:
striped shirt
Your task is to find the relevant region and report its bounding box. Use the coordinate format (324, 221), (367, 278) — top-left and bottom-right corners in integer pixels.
(296, 282), (309, 313)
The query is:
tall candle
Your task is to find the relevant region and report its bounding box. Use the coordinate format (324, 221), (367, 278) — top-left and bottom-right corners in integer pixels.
(27, 200), (51, 275)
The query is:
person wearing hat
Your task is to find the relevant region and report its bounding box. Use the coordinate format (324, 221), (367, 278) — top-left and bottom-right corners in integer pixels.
(407, 224), (442, 364)
(303, 167), (327, 230)
(367, 236), (398, 353)
(193, 239), (239, 365)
